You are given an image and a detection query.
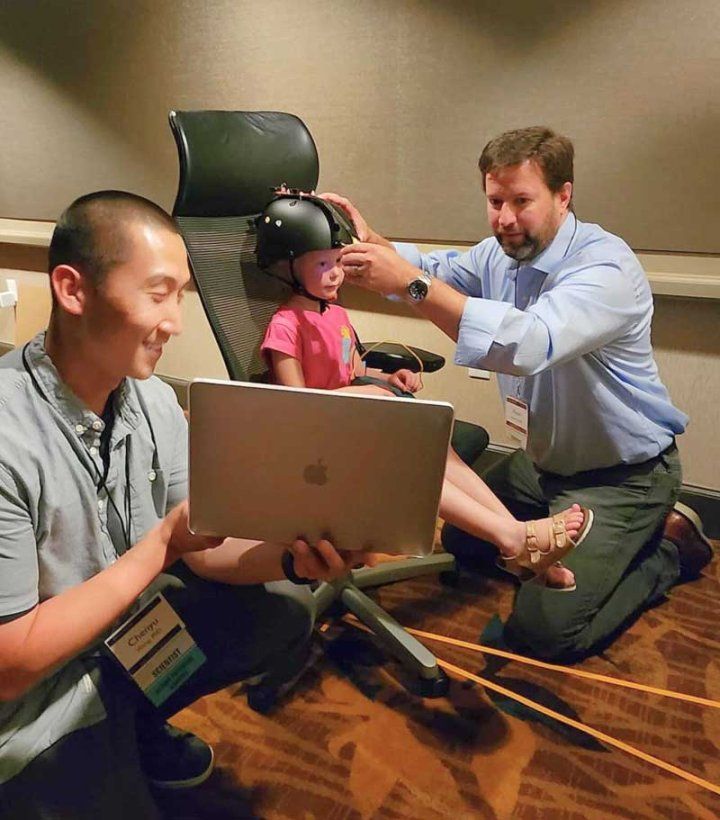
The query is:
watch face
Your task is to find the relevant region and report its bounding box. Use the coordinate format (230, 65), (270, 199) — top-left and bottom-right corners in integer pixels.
(408, 278), (429, 301)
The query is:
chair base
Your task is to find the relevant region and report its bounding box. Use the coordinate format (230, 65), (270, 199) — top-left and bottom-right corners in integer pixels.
(245, 553), (456, 712)
(315, 553), (456, 690)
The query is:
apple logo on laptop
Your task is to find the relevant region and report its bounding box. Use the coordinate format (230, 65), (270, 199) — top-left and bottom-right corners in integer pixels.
(303, 459), (328, 486)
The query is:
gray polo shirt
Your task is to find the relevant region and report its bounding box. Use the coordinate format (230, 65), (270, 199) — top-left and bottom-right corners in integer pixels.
(0, 332), (188, 783)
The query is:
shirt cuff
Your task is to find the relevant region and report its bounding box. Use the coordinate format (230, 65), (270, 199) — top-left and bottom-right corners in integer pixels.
(393, 242), (425, 270)
(455, 297), (514, 366)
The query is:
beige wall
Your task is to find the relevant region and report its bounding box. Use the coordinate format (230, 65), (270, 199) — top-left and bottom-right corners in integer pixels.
(1, 1), (720, 252)
(2, 266), (718, 491)
(1, 0), (718, 485)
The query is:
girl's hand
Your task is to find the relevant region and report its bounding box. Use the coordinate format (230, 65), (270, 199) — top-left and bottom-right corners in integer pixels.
(388, 369), (422, 393)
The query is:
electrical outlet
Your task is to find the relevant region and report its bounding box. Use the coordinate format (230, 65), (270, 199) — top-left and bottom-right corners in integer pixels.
(467, 367), (490, 380)
(0, 279), (18, 308)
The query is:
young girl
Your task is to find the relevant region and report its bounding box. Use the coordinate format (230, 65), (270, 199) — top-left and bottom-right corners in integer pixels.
(256, 192), (593, 589)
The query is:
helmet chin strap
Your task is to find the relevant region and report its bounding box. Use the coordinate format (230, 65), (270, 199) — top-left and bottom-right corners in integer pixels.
(289, 257), (329, 313)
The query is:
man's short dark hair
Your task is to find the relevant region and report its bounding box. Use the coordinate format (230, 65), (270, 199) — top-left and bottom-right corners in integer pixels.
(478, 126), (574, 193)
(48, 190), (180, 287)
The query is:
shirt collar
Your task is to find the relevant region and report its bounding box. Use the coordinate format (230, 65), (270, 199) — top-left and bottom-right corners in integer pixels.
(25, 332), (142, 437)
(506, 212), (577, 280)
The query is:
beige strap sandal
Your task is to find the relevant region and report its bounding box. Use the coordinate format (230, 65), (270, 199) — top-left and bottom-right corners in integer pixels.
(501, 506), (595, 589)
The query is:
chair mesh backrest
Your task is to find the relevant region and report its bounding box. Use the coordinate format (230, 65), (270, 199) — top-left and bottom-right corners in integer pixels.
(177, 215), (291, 382)
(169, 110), (319, 382)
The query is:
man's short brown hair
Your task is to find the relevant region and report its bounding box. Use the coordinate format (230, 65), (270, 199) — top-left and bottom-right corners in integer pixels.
(478, 126), (574, 193)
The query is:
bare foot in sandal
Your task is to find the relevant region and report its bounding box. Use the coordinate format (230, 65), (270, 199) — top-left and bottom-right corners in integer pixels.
(498, 504), (593, 589)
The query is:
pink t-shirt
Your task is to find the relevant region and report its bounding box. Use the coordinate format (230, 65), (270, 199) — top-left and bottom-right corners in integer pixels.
(261, 304), (358, 390)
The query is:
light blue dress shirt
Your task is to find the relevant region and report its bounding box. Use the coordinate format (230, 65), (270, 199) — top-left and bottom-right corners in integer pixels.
(395, 214), (688, 475)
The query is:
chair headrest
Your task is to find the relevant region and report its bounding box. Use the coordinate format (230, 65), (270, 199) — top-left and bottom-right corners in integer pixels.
(170, 110), (320, 218)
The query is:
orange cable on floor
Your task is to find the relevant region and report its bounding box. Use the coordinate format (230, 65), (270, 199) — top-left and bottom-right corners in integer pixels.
(341, 615), (720, 797)
(344, 615), (720, 709)
(402, 625), (720, 710)
(435, 657), (720, 797)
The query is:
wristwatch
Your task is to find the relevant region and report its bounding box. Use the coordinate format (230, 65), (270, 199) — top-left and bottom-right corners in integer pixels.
(406, 272), (432, 303)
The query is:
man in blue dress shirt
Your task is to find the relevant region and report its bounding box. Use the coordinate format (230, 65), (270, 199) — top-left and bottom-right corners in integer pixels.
(330, 125), (712, 661)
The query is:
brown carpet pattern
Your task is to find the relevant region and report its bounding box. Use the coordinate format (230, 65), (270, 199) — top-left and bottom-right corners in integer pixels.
(162, 543), (720, 819)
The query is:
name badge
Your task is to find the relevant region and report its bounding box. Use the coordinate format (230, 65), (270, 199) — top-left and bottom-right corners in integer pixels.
(505, 396), (529, 449)
(104, 593), (206, 707)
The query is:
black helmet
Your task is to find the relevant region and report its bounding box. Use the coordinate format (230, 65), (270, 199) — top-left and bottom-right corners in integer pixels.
(256, 191), (356, 269)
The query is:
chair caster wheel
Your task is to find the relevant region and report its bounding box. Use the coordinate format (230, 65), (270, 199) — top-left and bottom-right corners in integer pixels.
(246, 684), (278, 714)
(417, 670), (450, 698)
(439, 570), (460, 587)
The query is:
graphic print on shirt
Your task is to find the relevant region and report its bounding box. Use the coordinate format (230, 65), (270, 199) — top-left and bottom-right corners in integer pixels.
(340, 325), (353, 366)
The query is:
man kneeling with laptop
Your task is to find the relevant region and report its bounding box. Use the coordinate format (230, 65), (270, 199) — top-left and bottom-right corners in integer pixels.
(0, 192), (373, 820)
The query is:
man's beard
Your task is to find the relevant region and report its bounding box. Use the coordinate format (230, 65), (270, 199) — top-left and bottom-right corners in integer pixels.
(494, 230), (544, 262)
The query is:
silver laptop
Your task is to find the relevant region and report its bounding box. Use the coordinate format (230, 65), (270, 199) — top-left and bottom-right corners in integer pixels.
(188, 379), (454, 556)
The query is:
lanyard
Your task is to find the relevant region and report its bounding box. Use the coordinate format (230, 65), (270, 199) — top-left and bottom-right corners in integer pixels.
(20, 343), (159, 554)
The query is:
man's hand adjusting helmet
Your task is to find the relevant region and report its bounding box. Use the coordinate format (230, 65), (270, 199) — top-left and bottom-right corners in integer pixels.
(255, 189), (357, 269)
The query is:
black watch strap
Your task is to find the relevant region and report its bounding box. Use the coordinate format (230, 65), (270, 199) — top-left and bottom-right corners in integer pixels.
(281, 549), (313, 585)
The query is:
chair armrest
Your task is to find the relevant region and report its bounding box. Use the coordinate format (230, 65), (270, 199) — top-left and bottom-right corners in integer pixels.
(362, 343), (445, 374)
(450, 421), (489, 466)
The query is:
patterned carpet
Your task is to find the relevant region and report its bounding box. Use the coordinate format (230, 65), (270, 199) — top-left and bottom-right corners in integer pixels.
(160, 541), (720, 820)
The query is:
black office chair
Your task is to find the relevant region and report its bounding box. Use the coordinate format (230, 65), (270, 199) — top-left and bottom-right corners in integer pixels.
(169, 109), (488, 700)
